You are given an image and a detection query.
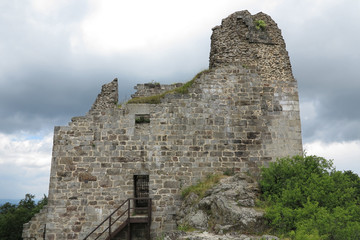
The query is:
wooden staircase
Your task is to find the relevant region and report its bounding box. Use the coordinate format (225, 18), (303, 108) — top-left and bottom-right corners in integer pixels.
(83, 198), (152, 240)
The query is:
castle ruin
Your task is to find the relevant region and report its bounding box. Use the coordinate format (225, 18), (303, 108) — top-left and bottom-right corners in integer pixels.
(23, 10), (302, 239)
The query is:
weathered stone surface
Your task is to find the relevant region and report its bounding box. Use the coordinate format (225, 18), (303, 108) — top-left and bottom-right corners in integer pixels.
(22, 206), (48, 239)
(23, 10), (302, 240)
(178, 173), (265, 234)
(163, 231), (279, 240)
(132, 83), (183, 98)
(78, 172), (97, 182)
(90, 78), (118, 111)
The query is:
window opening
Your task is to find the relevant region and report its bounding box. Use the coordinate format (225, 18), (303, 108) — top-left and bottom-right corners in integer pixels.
(135, 114), (150, 124)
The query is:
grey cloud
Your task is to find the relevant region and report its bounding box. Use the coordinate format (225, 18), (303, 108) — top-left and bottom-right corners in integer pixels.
(0, 0), (211, 134)
(1, 0), (359, 147)
(0, 30), (208, 134)
(280, 2), (360, 143)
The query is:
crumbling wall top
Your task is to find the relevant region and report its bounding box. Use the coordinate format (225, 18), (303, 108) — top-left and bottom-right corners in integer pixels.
(209, 10), (290, 77)
(90, 78), (118, 111)
(131, 82), (183, 99)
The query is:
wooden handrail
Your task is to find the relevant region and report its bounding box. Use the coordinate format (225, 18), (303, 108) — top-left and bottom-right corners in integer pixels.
(83, 198), (152, 240)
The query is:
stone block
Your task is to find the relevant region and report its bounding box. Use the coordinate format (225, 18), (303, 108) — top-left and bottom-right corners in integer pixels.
(78, 172), (97, 182)
(164, 181), (180, 189)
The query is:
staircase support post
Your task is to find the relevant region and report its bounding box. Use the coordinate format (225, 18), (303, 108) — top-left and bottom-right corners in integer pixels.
(109, 217), (112, 239)
(127, 199), (131, 240)
(147, 199), (151, 240)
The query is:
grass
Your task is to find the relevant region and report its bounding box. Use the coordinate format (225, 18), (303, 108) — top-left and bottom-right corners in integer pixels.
(127, 94), (165, 104)
(127, 69), (210, 104)
(155, 234), (165, 240)
(223, 168), (235, 176)
(177, 223), (196, 232)
(181, 174), (224, 200)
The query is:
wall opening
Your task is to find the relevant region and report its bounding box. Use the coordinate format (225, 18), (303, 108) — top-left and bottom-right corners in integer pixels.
(134, 175), (149, 209)
(135, 114), (150, 124)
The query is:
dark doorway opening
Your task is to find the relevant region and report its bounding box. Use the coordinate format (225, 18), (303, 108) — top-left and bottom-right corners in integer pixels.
(134, 175), (149, 209)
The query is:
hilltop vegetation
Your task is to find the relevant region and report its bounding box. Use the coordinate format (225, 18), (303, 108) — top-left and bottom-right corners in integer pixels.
(260, 155), (360, 239)
(175, 155), (360, 240)
(0, 194), (47, 240)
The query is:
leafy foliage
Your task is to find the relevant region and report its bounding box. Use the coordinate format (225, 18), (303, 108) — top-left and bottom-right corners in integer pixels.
(260, 155), (360, 239)
(0, 194), (47, 240)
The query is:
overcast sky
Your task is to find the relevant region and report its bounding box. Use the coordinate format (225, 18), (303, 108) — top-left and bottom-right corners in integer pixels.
(0, 0), (359, 200)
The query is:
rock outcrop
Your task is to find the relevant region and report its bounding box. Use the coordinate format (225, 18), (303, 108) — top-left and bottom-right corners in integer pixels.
(164, 232), (279, 240)
(175, 173), (277, 239)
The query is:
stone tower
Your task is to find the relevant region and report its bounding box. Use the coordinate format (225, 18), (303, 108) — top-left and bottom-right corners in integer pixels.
(23, 10), (302, 240)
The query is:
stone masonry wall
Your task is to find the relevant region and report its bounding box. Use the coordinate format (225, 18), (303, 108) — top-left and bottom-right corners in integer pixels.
(210, 10), (302, 157)
(22, 206), (48, 239)
(23, 10), (302, 240)
(131, 83), (184, 98)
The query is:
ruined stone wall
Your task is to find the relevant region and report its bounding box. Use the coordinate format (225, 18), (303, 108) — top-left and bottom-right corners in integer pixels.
(23, 10), (302, 240)
(131, 83), (183, 98)
(22, 206), (48, 239)
(210, 10), (302, 157)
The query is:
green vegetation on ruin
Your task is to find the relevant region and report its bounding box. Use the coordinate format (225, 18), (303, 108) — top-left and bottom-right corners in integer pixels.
(177, 223), (196, 232)
(181, 174), (224, 200)
(255, 19), (266, 30)
(127, 69), (210, 104)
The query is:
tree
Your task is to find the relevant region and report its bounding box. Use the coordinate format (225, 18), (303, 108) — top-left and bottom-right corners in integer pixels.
(0, 194), (47, 240)
(260, 155), (360, 239)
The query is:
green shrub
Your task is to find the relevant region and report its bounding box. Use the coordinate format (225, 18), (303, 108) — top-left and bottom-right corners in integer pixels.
(289, 229), (323, 240)
(260, 155), (360, 239)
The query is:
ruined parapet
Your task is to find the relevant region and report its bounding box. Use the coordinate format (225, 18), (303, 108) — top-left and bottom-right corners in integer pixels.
(131, 83), (184, 98)
(210, 10), (294, 81)
(210, 10), (302, 159)
(90, 78), (118, 111)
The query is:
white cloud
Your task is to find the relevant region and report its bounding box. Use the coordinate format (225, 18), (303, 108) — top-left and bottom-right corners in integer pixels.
(0, 132), (52, 199)
(76, 0), (207, 53)
(30, 0), (72, 15)
(0, 132), (52, 167)
(72, 0), (282, 55)
(304, 140), (360, 174)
